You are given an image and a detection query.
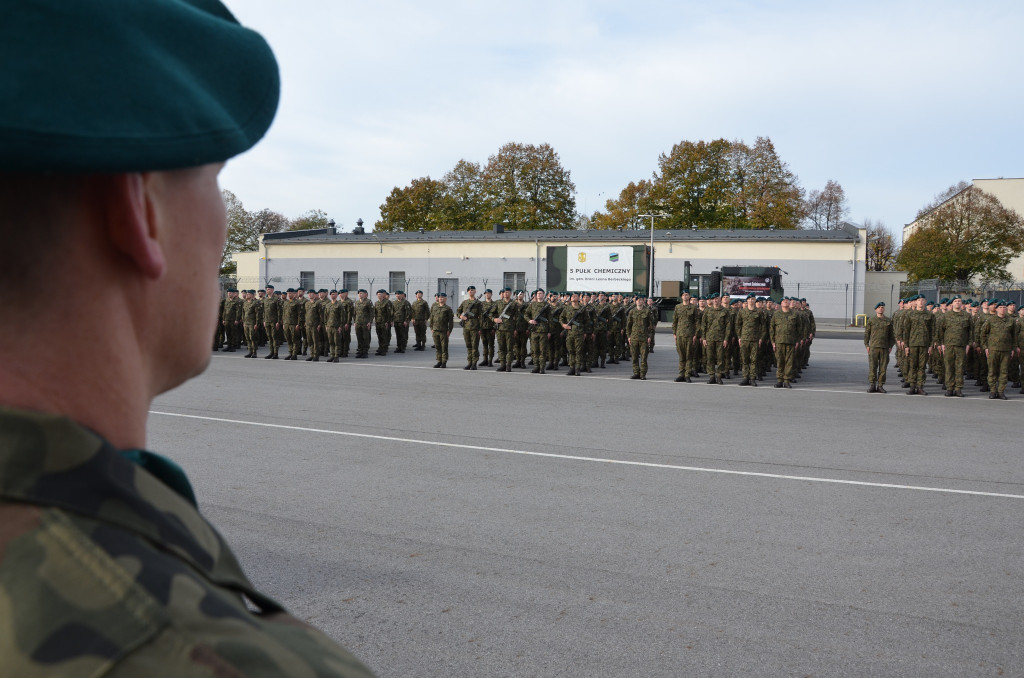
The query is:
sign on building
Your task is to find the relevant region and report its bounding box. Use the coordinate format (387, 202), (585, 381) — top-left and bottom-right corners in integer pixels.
(566, 247), (635, 292)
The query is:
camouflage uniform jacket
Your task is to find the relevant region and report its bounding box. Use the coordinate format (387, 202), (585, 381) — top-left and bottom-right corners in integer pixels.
(373, 299), (393, 325)
(429, 304), (455, 333)
(900, 309), (934, 347)
(494, 299), (519, 332)
(352, 299), (374, 325)
(624, 305), (654, 339)
(864, 315), (896, 350)
(391, 298), (411, 324)
(980, 314), (1016, 351)
(263, 295), (281, 325)
(672, 303), (698, 338)
(242, 298), (259, 325)
(769, 309), (800, 344)
(410, 299), (429, 322)
(0, 407), (374, 677)
(303, 298), (322, 327)
(937, 310), (971, 347)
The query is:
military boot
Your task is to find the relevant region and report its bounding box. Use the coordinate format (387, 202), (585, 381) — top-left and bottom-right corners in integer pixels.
(740, 378), (751, 386)
(674, 375), (685, 382)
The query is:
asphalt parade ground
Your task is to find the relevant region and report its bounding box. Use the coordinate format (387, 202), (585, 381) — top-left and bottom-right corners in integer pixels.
(149, 332), (1024, 677)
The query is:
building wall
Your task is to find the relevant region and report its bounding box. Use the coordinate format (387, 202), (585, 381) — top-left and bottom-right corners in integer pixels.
(863, 271), (909, 320)
(234, 232), (866, 323)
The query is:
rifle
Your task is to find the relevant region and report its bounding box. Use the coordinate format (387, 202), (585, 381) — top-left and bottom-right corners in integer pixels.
(499, 300), (515, 320)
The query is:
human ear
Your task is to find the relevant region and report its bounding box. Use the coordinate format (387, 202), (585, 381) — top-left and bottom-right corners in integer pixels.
(102, 173), (166, 281)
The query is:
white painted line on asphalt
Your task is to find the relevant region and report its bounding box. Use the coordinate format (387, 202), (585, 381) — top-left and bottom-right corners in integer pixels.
(150, 411), (1024, 500)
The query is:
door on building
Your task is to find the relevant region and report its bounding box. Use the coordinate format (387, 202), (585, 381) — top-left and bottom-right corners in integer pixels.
(437, 278), (459, 303)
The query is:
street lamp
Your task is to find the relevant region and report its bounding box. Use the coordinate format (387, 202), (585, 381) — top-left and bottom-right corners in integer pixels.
(639, 212), (669, 295)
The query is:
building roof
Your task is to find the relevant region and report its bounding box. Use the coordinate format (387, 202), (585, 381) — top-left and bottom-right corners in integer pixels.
(263, 223), (862, 245)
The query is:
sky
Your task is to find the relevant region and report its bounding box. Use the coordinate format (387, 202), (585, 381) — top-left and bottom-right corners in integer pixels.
(222, 0), (1023, 241)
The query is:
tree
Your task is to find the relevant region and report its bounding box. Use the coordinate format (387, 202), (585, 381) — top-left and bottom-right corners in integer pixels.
(375, 177), (448, 232)
(441, 160), (489, 230)
(288, 208), (330, 231)
(220, 190), (288, 275)
(481, 142), (577, 230)
(651, 139), (735, 229)
(864, 219), (898, 271)
(591, 180), (655, 230)
(805, 180), (849, 230)
(897, 182), (1024, 282)
(731, 137), (805, 230)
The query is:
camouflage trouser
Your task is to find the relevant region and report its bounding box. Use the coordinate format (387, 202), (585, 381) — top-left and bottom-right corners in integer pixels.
(988, 349), (1010, 393)
(611, 329), (625, 358)
(530, 332), (548, 368)
(629, 336), (649, 376)
(375, 323), (391, 353)
(975, 344), (988, 384)
(675, 334), (696, 375)
(243, 324), (257, 354)
(565, 331), (585, 368)
(515, 331), (529, 363)
(496, 331), (515, 366)
(704, 339), (725, 377)
(284, 325), (298, 357)
(257, 323), (267, 346)
(943, 346), (965, 389)
(907, 346), (929, 387)
(869, 348), (889, 385)
(395, 323), (409, 350)
(463, 327), (479, 363)
(547, 331), (562, 365)
(326, 325), (339, 358)
(339, 326), (351, 356)
(413, 320), (427, 347)
(264, 323), (279, 354)
(228, 322), (241, 349)
(775, 342), (795, 382)
(480, 329), (494, 362)
(355, 324), (371, 355)
(739, 340), (759, 380)
(433, 330), (449, 363)
(304, 325), (320, 357)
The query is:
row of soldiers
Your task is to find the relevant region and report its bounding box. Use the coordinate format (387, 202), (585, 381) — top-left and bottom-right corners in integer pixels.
(864, 295), (1024, 398)
(215, 286), (436, 361)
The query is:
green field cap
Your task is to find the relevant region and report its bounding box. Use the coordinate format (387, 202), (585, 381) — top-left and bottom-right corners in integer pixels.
(0, 0), (279, 171)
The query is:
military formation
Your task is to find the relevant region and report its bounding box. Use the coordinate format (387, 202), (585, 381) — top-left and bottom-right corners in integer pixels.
(869, 295), (1024, 399)
(217, 285), (823, 387)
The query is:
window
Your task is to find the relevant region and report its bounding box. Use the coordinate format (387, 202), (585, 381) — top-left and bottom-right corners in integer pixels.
(503, 272), (526, 292)
(343, 271), (358, 291)
(389, 271), (406, 293)
(299, 271), (315, 290)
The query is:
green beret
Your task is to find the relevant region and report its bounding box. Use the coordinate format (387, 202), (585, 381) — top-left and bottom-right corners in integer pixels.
(415, 290), (423, 294)
(484, 289), (492, 294)
(357, 288), (367, 294)
(1, 0), (280, 172)
(875, 301), (886, 308)
(438, 292), (447, 298)
(265, 284), (275, 290)
(376, 289), (387, 294)
(746, 293), (756, 299)
(339, 288), (348, 294)
(395, 290), (405, 295)
(467, 285), (476, 291)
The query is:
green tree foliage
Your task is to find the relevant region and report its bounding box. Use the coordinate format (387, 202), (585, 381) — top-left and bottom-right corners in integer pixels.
(220, 190), (288, 274)
(482, 142), (577, 230)
(375, 177), (448, 232)
(897, 182), (1024, 282)
(288, 208), (331, 231)
(864, 219), (899, 271)
(592, 180), (655, 230)
(376, 142), (577, 231)
(592, 136), (804, 230)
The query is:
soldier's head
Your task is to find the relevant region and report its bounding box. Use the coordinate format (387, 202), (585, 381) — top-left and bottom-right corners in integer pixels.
(599, 293), (608, 303)
(875, 301), (886, 317)
(317, 289), (326, 300)
(915, 297), (926, 311)
(396, 290), (406, 299)
(781, 297), (791, 311)
(358, 289), (368, 300)
(376, 289), (387, 301)
(415, 290), (423, 300)
(745, 294), (756, 309)
(534, 289), (545, 302)
(466, 285), (477, 299)
(286, 289), (295, 300)
(257, 289), (265, 298)
(951, 297), (963, 311)
(339, 289), (349, 300)
(438, 292), (447, 305)
(265, 285), (275, 296)
(330, 290), (338, 300)
(483, 288), (492, 300)
(570, 293), (580, 305)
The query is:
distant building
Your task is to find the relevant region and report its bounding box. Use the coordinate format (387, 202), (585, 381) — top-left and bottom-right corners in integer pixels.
(234, 223), (868, 322)
(903, 178), (1024, 280)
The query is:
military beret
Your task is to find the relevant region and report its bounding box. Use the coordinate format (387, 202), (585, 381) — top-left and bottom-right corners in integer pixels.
(996, 300), (1007, 307)
(395, 290), (405, 295)
(746, 293), (756, 299)
(376, 289), (387, 294)
(265, 284), (275, 290)
(329, 289), (337, 294)
(415, 290), (423, 294)
(467, 285), (476, 291)
(875, 301), (886, 309)
(0, 0), (279, 172)
(357, 288), (367, 294)
(339, 288), (348, 294)
(286, 288), (295, 293)
(484, 289), (492, 294)
(534, 288), (544, 295)
(296, 286), (305, 291)
(438, 292), (447, 297)
(318, 289), (327, 293)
